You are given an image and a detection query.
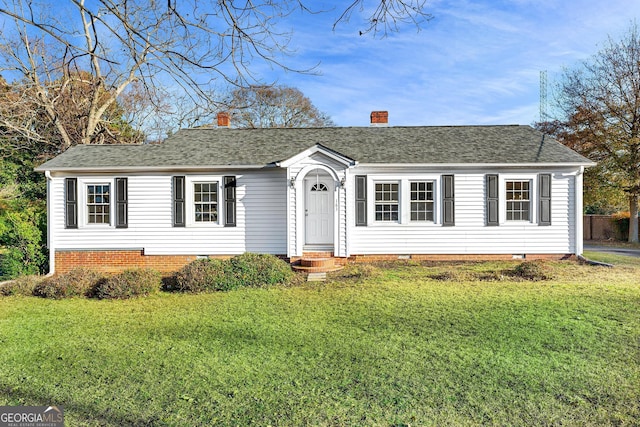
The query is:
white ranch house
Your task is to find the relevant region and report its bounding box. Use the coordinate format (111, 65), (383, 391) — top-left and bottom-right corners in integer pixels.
(36, 112), (594, 274)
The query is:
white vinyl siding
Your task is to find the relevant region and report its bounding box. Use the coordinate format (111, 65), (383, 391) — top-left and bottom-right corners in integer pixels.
(348, 168), (577, 255)
(49, 164), (580, 260)
(50, 169), (287, 255)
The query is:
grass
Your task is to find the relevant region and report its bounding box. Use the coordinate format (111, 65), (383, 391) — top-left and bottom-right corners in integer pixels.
(583, 250), (640, 267)
(585, 239), (640, 249)
(0, 260), (639, 426)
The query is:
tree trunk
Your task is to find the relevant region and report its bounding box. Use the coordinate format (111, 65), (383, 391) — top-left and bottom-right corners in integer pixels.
(629, 195), (639, 243)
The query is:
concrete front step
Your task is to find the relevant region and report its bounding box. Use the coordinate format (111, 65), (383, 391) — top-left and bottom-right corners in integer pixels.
(306, 272), (327, 282)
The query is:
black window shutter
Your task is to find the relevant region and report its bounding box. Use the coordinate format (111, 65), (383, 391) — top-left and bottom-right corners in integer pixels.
(172, 176), (185, 227)
(65, 178), (78, 229)
(538, 174), (552, 226)
(115, 177), (128, 228)
(224, 176), (236, 227)
(442, 175), (455, 226)
(355, 175), (367, 226)
(486, 174), (499, 226)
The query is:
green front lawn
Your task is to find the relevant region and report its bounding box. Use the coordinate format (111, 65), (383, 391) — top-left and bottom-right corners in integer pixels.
(583, 250), (640, 267)
(0, 261), (638, 426)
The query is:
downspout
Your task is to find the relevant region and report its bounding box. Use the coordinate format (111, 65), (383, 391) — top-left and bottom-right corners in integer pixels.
(44, 171), (55, 276)
(575, 167), (584, 256)
(286, 167), (292, 259)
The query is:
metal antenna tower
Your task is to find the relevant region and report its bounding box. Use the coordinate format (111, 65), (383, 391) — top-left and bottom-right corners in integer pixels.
(539, 70), (548, 122)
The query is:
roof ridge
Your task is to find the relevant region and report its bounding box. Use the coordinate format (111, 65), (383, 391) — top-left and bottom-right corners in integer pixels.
(176, 124), (525, 131)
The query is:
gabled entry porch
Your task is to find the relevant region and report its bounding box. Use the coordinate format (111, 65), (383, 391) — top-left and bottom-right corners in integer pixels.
(280, 144), (355, 260)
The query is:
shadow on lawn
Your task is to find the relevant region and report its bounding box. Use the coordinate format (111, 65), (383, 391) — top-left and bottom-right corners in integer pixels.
(0, 382), (161, 426)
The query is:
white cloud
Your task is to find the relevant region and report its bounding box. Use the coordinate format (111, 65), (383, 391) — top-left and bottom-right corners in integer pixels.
(261, 0), (640, 127)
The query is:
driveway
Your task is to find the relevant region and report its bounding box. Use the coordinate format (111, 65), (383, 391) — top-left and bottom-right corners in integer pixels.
(584, 244), (640, 258)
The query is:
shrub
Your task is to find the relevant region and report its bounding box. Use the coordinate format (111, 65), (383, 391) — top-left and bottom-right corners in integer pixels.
(229, 253), (293, 288)
(174, 254), (293, 292)
(161, 275), (178, 292)
(94, 268), (161, 299)
(0, 275), (42, 296)
(611, 211), (631, 240)
(33, 268), (102, 299)
(174, 258), (235, 292)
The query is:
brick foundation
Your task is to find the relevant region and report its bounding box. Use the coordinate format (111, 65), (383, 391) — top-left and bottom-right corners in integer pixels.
(54, 250), (233, 275)
(54, 250), (575, 276)
(290, 253), (574, 266)
(346, 253), (575, 262)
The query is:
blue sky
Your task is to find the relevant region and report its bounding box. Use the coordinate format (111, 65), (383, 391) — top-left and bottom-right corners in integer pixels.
(1, 1), (638, 130)
(257, 0), (640, 127)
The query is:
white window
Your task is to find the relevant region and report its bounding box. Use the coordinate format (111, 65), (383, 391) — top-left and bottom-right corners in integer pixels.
(506, 180), (530, 221)
(86, 184), (110, 224)
(410, 181), (434, 222)
(375, 182), (399, 222)
(194, 182), (218, 223)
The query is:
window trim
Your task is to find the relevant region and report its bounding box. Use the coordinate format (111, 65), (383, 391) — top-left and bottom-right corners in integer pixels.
(364, 175), (443, 226)
(409, 180), (435, 222)
(84, 182), (112, 226)
(185, 176), (223, 227)
(505, 179), (532, 222)
(373, 181), (400, 223)
(500, 174), (537, 225)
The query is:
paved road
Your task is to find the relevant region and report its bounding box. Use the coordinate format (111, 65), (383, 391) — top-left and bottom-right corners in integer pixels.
(584, 244), (640, 258)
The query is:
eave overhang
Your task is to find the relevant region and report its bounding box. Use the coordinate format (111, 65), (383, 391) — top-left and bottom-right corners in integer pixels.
(355, 161), (596, 169)
(36, 164), (273, 174)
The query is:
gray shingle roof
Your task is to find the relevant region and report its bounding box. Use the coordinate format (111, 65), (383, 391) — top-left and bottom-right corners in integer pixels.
(36, 125), (593, 171)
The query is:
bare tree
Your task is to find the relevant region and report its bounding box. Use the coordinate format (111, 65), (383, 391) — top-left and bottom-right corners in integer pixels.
(0, 0), (430, 151)
(224, 85), (334, 128)
(335, 0), (431, 36)
(0, 0), (295, 150)
(550, 24), (640, 242)
(0, 71), (143, 155)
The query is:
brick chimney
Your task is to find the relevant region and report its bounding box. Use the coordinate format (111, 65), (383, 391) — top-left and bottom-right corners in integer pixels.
(217, 112), (230, 128)
(370, 111), (388, 126)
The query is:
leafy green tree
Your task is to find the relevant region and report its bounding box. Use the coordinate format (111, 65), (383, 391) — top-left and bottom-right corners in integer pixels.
(535, 120), (626, 214)
(0, 205), (47, 278)
(0, 147), (47, 278)
(542, 24), (640, 241)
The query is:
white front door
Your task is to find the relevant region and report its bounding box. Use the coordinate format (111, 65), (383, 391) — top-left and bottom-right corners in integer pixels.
(305, 179), (333, 245)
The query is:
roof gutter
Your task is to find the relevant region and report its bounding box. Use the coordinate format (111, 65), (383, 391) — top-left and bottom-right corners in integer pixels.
(35, 164), (274, 173)
(355, 162), (596, 168)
